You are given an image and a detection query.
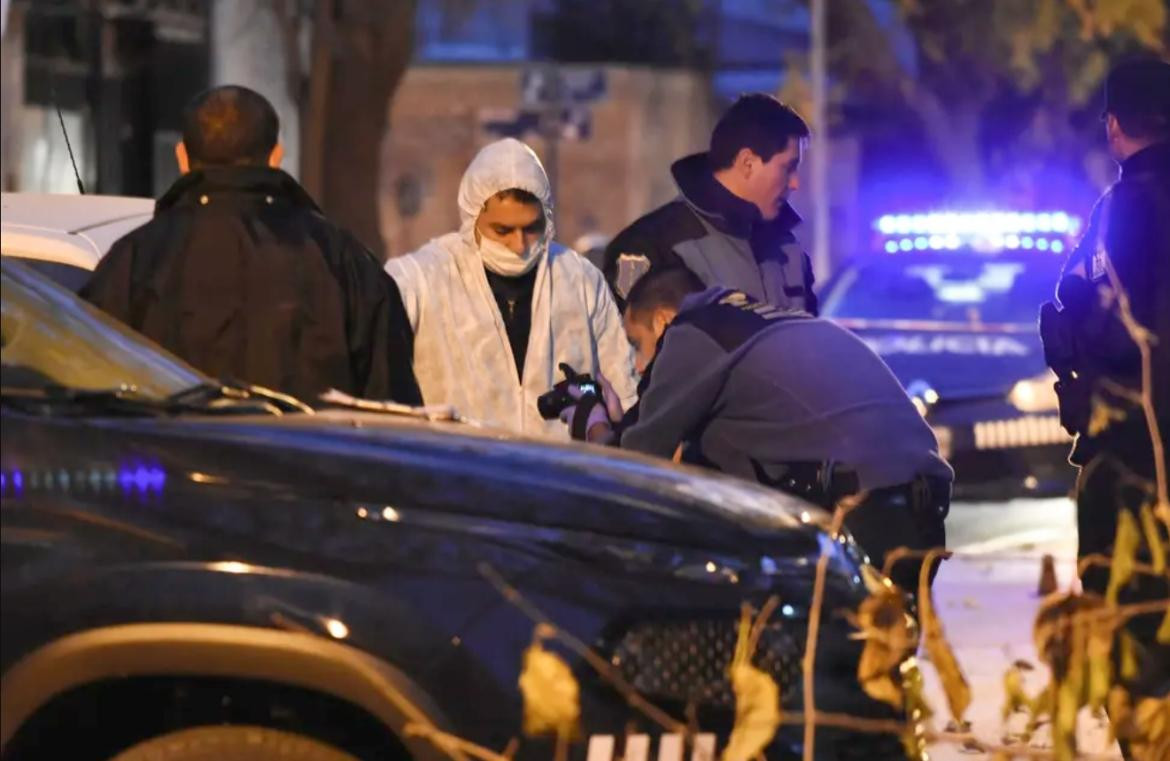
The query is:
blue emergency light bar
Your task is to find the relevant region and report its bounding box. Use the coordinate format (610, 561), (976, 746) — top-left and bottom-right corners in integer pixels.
(874, 211), (1081, 254)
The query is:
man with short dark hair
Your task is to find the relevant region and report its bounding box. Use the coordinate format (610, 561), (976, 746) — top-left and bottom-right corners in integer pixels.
(568, 267), (953, 594)
(1040, 58), (1170, 726)
(82, 86), (421, 404)
(603, 93), (816, 312)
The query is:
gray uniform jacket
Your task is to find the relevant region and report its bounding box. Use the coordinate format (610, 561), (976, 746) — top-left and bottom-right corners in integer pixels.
(621, 288), (954, 491)
(603, 153), (817, 313)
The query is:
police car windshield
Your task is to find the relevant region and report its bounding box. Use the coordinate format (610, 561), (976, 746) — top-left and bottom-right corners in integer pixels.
(822, 253), (1063, 327)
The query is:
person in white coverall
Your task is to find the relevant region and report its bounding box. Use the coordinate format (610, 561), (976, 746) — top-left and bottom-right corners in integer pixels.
(385, 138), (638, 439)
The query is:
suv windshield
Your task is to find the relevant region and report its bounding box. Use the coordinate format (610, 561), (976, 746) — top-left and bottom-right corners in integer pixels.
(821, 253), (1063, 327)
(1, 258), (206, 398)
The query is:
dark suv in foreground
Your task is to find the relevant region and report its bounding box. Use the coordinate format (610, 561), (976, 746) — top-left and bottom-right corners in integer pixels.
(1, 260), (903, 761)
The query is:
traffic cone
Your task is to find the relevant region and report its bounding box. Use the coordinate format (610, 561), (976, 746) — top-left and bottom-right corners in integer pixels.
(1036, 553), (1058, 596)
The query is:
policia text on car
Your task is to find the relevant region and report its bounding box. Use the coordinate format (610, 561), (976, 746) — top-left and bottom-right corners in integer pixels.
(560, 267), (954, 596)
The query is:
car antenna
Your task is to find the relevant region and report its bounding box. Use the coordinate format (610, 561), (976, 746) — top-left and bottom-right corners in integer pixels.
(49, 69), (86, 195)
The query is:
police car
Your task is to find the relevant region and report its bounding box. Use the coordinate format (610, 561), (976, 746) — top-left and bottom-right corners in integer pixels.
(821, 211), (1080, 500)
(1, 259), (900, 761)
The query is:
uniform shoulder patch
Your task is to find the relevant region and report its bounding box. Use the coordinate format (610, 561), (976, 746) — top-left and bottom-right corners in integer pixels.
(614, 253), (651, 299)
(675, 290), (808, 352)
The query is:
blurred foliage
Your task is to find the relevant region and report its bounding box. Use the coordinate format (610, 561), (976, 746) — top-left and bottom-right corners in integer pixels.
(892, 0), (1166, 105)
(821, 0), (1167, 200)
(1024, 501), (1169, 761)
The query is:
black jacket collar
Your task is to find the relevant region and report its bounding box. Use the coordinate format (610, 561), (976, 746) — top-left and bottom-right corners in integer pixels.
(1120, 140), (1170, 181)
(670, 152), (802, 238)
(156, 166), (322, 214)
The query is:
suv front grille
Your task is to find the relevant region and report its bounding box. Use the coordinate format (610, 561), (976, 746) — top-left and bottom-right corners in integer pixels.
(609, 619), (804, 708)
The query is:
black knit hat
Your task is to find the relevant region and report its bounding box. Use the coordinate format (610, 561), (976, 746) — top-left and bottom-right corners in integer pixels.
(1103, 58), (1170, 137)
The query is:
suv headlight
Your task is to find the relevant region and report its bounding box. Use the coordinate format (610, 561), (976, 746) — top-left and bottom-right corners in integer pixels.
(1008, 371), (1059, 412)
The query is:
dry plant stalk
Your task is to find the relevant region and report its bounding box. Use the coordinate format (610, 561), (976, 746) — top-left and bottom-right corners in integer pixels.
(801, 493), (863, 761)
(404, 724), (514, 761)
(917, 548), (971, 722)
(1101, 257), (1169, 524)
(881, 547), (953, 581)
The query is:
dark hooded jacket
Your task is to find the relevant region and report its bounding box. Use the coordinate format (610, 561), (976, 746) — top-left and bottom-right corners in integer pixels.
(1051, 140), (1170, 467)
(80, 166), (421, 404)
(603, 153), (817, 313)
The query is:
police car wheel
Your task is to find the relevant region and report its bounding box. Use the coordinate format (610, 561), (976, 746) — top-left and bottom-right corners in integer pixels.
(108, 725), (363, 761)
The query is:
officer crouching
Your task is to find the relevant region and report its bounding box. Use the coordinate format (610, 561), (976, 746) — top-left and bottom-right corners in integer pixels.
(558, 267), (954, 597)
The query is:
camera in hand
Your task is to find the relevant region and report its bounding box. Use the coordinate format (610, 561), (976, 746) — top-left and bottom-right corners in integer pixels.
(537, 363), (599, 420)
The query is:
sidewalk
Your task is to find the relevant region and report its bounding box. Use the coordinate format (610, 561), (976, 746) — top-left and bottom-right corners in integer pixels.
(921, 517), (1121, 759)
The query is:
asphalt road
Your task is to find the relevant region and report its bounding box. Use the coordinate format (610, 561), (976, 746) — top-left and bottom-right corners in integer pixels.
(925, 496), (1123, 760)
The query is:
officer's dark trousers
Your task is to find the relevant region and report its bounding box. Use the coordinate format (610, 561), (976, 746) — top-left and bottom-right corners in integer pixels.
(1076, 453), (1170, 734)
(842, 478), (949, 597)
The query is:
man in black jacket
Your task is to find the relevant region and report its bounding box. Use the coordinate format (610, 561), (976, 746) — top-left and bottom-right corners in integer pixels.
(1041, 58), (1170, 727)
(603, 94), (817, 313)
(81, 86), (421, 405)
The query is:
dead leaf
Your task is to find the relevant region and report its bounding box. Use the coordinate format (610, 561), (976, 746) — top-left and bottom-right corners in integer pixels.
(1106, 509), (1141, 605)
(1118, 632), (1140, 682)
(853, 590), (916, 709)
(1054, 678), (1081, 761)
(1032, 593), (1112, 761)
(722, 605), (781, 761)
(1107, 687), (1131, 743)
(1139, 503), (1167, 575)
(724, 662), (781, 761)
(1085, 613), (1113, 711)
(1129, 697), (1170, 761)
(918, 549), (971, 721)
(1027, 679), (1054, 735)
(1088, 397), (1128, 436)
(1002, 663), (1032, 720)
(518, 634), (581, 741)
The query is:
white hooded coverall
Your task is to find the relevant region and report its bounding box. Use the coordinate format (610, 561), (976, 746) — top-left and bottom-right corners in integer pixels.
(385, 138), (638, 439)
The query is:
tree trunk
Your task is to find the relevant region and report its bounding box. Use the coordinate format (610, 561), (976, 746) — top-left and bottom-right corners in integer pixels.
(298, 0), (334, 202)
(304, 0), (416, 259)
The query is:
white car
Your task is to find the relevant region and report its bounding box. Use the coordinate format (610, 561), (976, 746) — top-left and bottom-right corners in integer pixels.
(0, 192), (153, 291)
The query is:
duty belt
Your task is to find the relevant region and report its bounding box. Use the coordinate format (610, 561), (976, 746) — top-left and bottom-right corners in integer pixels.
(755, 460), (951, 520)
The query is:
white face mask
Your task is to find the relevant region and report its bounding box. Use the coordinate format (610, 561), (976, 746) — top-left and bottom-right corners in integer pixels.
(478, 233), (541, 276)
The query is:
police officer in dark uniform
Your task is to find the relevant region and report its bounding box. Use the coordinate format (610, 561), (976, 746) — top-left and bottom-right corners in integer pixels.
(563, 267), (953, 597)
(1039, 58), (1170, 727)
